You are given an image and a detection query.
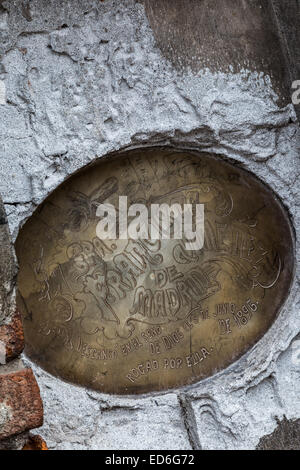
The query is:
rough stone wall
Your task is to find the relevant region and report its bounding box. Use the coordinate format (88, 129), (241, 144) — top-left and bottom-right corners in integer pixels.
(0, 195), (43, 448)
(0, 0), (299, 450)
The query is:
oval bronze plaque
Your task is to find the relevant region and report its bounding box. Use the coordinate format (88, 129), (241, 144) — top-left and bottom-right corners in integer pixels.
(16, 148), (294, 394)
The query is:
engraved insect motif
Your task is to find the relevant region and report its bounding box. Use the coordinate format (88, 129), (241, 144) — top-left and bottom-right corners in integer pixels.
(66, 241), (120, 329)
(32, 246), (51, 302)
(67, 177), (118, 232)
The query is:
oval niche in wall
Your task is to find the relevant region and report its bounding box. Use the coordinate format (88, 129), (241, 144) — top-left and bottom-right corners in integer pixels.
(16, 147), (295, 395)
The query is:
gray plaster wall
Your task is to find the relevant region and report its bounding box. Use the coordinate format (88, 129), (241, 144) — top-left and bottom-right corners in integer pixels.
(0, 0), (299, 450)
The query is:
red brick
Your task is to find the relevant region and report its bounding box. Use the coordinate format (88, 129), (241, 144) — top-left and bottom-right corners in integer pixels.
(22, 434), (48, 451)
(0, 368), (43, 440)
(0, 310), (25, 363)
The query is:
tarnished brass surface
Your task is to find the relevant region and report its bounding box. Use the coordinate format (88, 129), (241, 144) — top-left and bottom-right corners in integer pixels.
(16, 148), (295, 394)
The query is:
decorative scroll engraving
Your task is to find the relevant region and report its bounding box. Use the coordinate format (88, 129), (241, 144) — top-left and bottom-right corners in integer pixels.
(16, 148), (294, 394)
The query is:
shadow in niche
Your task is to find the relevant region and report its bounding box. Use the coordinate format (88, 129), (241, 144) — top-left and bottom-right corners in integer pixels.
(257, 417), (300, 450)
(143, 0), (291, 105)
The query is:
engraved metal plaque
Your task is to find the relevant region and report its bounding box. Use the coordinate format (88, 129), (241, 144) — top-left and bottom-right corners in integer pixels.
(16, 148), (295, 394)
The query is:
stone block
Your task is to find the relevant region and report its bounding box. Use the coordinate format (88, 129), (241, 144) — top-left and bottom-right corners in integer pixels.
(0, 366), (43, 440)
(0, 197), (18, 326)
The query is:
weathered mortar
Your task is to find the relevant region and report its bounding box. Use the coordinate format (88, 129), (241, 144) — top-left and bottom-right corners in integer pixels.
(0, 0), (299, 450)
